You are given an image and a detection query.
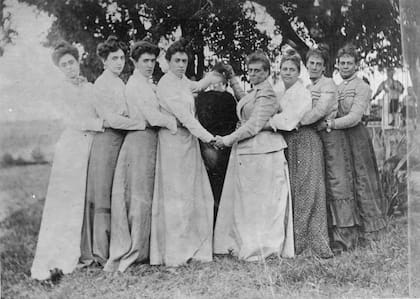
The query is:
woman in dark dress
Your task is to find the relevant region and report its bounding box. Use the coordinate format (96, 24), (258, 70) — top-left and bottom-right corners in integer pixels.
(317, 44), (386, 243)
(269, 50), (333, 258)
(300, 46), (360, 254)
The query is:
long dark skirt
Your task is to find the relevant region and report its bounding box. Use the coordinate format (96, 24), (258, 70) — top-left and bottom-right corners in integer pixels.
(284, 126), (332, 258)
(80, 128), (126, 265)
(344, 123), (386, 233)
(318, 129), (360, 250)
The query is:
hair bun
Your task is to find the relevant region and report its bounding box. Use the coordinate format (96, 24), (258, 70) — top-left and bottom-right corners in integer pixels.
(105, 35), (119, 43)
(317, 43), (330, 53)
(284, 48), (297, 57)
(54, 41), (70, 51)
(177, 37), (190, 48)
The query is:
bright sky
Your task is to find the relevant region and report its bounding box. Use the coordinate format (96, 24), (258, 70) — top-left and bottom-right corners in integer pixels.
(0, 0), (63, 122)
(0, 0), (412, 123)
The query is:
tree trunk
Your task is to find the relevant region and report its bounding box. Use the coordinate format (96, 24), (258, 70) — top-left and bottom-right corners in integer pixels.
(400, 0), (420, 122)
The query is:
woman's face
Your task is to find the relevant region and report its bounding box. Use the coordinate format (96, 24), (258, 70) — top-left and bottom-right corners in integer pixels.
(280, 60), (300, 88)
(306, 55), (325, 80)
(247, 62), (269, 86)
(168, 52), (188, 78)
(58, 53), (80, 80)
(103, 49), (125, 75)
(338, 54), (356, 79)
(135, 52), (156, 78)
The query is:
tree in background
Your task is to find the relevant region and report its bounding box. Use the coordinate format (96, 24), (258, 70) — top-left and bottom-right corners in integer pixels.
(256, 0), (402, 75)
(0, 0), (17, 56)
(17, 0), (401, 79)
(17, 0), (269, 81)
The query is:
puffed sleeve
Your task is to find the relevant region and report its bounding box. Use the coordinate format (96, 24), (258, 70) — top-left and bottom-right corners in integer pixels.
(332, 82), (370, 129)
(269, 84), (312, 131)
(222, 87), (277, 146)
(300, 80), (337, 125)
(157, 79), (213, 142)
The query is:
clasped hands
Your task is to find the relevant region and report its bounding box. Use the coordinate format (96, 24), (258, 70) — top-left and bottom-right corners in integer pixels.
(209, 135), (226, 150)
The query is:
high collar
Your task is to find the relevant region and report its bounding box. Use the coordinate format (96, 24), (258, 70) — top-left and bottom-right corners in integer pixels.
(132, 69), (150, 83)
(168, 70), (185, 81)
(252, 79), (270, 91)
(103, 68), (121, 80)
(310, 75), (325, 86)
(65, 75), (87, 86)
(341, 72), (357, 84)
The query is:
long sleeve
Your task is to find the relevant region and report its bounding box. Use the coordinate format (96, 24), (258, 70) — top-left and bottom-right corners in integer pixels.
(223, 87), (277, 146)
(269, 83), (312, 131)
(157, 75), (213, 142)
(56, 81), (104, 132)
(229, 77), (247, 101)
(300, 80), (337, 125)
(93, 83), (145, 131)
(125, 78), (176, 131)
(63, 111), (104, 132)
(333, 83), (370, 129)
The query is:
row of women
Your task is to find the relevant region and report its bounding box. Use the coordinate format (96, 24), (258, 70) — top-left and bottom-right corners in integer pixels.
(30, 36), (386, 280)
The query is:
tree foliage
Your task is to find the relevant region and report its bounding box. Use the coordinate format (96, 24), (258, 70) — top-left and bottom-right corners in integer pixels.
(0, 0), (18, 56)
(18, 0), (401, 80)
(18, 0), (270, 81)
(255, 0), (402, 75)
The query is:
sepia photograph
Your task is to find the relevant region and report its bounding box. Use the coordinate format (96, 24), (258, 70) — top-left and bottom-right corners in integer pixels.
(0, 0), (419, 298)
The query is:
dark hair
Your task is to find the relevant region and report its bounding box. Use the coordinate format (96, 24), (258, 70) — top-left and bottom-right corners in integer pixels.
(165, 38), (190, 61)
(247, 50), (271, 74)
(337, 43), (359, 63)
(280, 48), (301, 72)
(52, 41), (79, 66)
(130, 41), (160, 61)
(96, 36), (127, 61)
(306, 44), (329, 66)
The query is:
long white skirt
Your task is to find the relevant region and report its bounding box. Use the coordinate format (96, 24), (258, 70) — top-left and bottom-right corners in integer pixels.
(214, 145), (294, 261)
(150, 128), (213, 266)
(31, 129), (93, 280)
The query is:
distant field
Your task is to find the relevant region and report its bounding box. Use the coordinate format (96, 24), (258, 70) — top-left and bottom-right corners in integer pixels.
(0, 120), (63, 163)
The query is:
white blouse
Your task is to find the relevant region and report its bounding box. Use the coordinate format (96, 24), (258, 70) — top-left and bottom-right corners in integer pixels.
(126, 70), (176, 131)
(269, 80), (312, 131)
(156, 71), (213, 143)
(55, 78), (104, 132)
(94, 69), (145, 130)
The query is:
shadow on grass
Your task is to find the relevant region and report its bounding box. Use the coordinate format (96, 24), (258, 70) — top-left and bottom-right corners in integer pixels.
(1, 200), (409, 299)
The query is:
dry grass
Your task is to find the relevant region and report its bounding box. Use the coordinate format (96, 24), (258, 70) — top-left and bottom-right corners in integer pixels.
(0, 166), (409, 299)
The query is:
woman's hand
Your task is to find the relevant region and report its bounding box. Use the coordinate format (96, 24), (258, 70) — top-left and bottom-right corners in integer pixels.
(103, 119), (111, 128)
(167, 118), (177, 134)
(316, 120), (328, 131)
(210, 135), (226, 150)
(223, 64), (235, 80)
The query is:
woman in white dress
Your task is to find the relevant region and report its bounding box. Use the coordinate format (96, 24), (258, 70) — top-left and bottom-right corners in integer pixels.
(31, 42), (107, 280)
(150, 38), (221, 267)
(213, 52), (294, 261)
(104, 41), (177, 272)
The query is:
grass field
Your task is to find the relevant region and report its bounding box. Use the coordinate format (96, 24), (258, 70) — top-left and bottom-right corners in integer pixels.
(0, 164), (409, 299)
